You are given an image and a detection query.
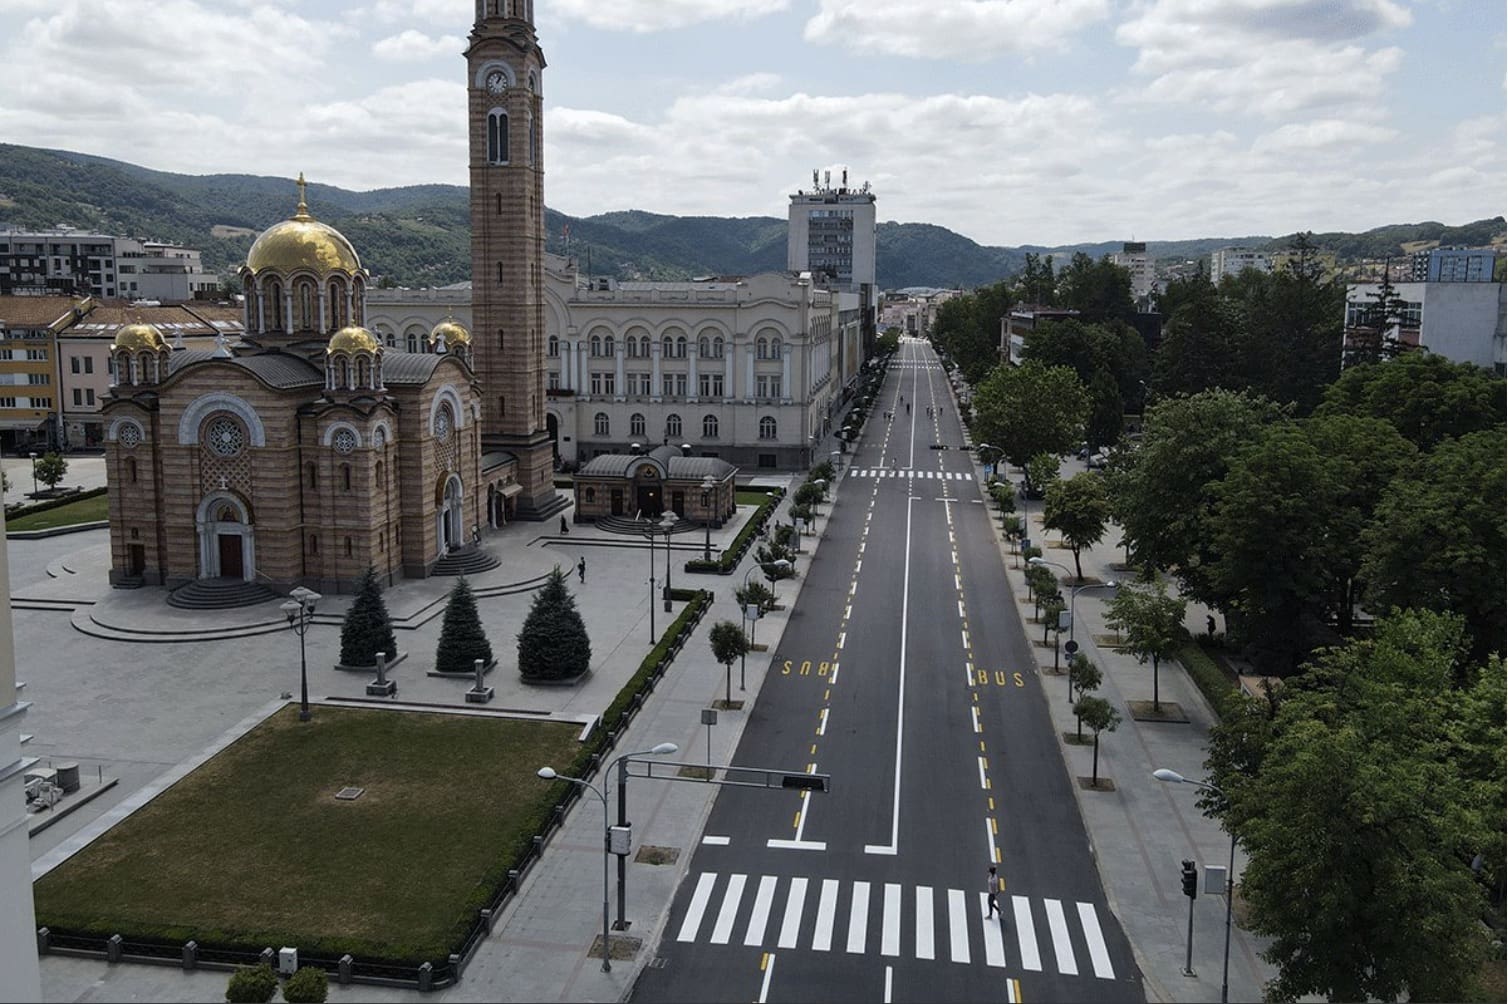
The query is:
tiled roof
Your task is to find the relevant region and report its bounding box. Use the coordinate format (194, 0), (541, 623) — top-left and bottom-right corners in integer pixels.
(165, 349), (322, 389)
(380, 351), (442, 385)
(0, 295), (83, 329)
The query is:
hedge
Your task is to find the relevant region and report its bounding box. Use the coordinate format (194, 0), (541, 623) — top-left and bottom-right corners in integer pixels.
(685, 488), (784, 574)
(1176, 641), (1239, 720)
(4, 485), (107, 519)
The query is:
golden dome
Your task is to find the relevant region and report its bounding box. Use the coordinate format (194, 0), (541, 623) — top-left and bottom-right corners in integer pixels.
(245, 174), (362, 275)
(327, 326), (380, 354)
(428, 319), (471, 347)
(111, 322), (166, 352)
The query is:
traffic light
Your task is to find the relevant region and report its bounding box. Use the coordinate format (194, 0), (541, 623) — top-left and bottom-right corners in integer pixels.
(1181, 859), (1198, 898)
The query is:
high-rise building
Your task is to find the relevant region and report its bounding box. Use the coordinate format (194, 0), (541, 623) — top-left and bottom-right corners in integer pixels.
(0, 230), (218, 301)
(1111, 241), (1155, 302)
(1410, 247), (1499, 283)
(787, 169), (876, 294)
(465, 0), (563, 519)
(1209, 248), (1272, 281)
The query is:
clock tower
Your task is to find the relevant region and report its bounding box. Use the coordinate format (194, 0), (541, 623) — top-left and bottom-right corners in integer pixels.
(465, 0), (562, 519)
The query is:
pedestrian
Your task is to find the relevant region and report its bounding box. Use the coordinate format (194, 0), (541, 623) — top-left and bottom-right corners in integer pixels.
(559, 515), (569, 535)
(906, 402), (911, 415)
(986, 865), (1000, 918)
(577, 557), (586, 583)
(1206, 613), (1217, 638)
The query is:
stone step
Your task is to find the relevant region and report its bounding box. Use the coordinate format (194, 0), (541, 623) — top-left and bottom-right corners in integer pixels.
(165, 578), (279, 610)
(430, 545), (501, 577)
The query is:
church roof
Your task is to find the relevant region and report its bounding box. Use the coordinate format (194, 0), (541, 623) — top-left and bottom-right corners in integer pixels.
(380, 352), (443, 385)
(166, 349), (323, 389)
(481, 450), (516, 472)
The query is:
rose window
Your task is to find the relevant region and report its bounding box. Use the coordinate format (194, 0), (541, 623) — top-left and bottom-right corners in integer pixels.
(206, 418), (244, 457)
(118, 424), (141, 449)
(333, 429), (357, 455)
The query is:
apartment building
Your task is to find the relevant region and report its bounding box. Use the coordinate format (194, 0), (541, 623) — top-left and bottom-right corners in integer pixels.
(1209, 248), (1272, 281)
(0, 229), (218, 301)
(0, 296), (73, 451)
(1111, 242), (1156, 303)
(787, 169), (877, 295)
(1343, 280), (1506, 372)
(1409, 246), (1500, 283)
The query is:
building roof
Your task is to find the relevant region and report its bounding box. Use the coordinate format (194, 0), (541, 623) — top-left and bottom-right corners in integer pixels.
(379, 351), (444, 385)
(165, 349), (323, 389)
(481, 450), (516, 472)
(578, 444), (736, 482)
(60, 301), (245, 342)
(0, 295), (84, 330)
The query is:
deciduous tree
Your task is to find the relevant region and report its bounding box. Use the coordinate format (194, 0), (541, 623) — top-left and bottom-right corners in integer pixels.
(1105, 580), (1187, 710)
(1043, 473), (1111, 582)
(709, 620), (749, 704)
(1073, 695), (1120, 785)
(34, 451), (67, 489)
(1317, 351), (1505, 449)
(971, 361), (1088, 475)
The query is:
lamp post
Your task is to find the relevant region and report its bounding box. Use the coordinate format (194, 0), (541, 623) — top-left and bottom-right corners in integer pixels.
(977, 442), (1003, 479)
(641, 526), (657, 644)
(763, 557), (793, 606)
(660, 510), (676, 612)
(700, 475), (715, 562)
(1028, 557), (1116, 701)
(1154, 768), (1236, 1004)
(28, 451), (37, 496)
(611, 742), (678, 929)
(279, 586), (321, 722)
(537, 742), (678, 971)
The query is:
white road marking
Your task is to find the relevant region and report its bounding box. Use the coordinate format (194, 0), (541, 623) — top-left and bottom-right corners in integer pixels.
(757, 953), (775, 1003)
(977, 757), (988, 789)
(915, 885), (935, 960)
(847, 881), (871, 953)
(1044, 898), (1079, 975)
(958, 600), (966, 618)
(864, 495), (914, 857)
(830, 662), (840, 685)
(1078, 901), (1116, 978)
(979, 893), (1007, 967)
(744, 876), (778, 946)
(884, 965), (893, 1003)
(986, 819), (999, 862)
(947, 888), (970, 963)
(676, 872), (718, 942)
(766, 838), (829, 851)
(777, 878), (808, 949)
(837, 632), (846, 649)
(881, 883), (902, 957)
(710, 873), (747, 944)
(844, 604), (852, 618)
(812, 879), (840, 951)
(817, 708), (829, 736)
(972, 706), (982, 733)
(701, 835), (731, 846)
(961, 629), (970, 650)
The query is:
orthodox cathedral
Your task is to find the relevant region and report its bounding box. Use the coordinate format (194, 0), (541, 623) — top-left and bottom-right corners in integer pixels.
(100, 0), (562, 595)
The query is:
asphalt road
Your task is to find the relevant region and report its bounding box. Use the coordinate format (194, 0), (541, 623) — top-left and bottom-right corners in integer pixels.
(632, 338), (1144, 1004)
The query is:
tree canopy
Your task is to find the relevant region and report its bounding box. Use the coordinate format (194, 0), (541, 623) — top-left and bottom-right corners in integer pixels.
(970, 360), (1088, 472)
(1042, 473), (1111, 582)
(1316, 351), (1506, 450)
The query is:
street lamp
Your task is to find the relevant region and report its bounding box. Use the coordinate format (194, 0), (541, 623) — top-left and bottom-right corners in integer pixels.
(28, 451), (37, 496)
(537, 741), (678, 972)
(1028, 557), (1116, 699)
(611, 742), (679, 930)
(977, 442), (1003, 479)
(279, 586), (321, 722)
(1154, 768), (1236, 1004)
(660, 510), (676, 612)
(641, 525), (657, 644)
(700, 475), (715, 562)
(763, 557), (793, 606)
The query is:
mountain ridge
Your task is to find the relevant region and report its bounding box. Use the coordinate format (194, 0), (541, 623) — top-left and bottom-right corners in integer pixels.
(0, 144), (1500, 290)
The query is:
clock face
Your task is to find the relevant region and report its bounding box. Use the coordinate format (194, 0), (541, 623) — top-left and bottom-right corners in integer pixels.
(486, 70), (507, 95)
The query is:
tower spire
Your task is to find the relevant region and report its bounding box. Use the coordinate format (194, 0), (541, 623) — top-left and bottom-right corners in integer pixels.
(294, 172), (310, 219)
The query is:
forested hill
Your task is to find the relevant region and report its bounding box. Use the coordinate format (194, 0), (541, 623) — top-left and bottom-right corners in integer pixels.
(0, 143), (1500, 289)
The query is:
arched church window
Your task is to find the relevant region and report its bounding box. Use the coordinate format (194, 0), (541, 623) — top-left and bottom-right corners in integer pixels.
(639, 336), (650, 357)
(205, 417), (245, 457)
(126, 457), (138, 483)
(328, 278), (347, 329)
(341, 464), (352, 492)
(757, 337), (768, 360)
(496, 192), (503, 216)
(269, 281), (284, 331)
(675, 336), (687, 358)
(376, 460), (386, 488)
(297, 281), (315, 330)
(590, 335), (601, 357)
(771, 336), (783, 357)
(759, 415), (777, 440)
(488, 110), (510, 164)
(435, 403), (453, 442)
(698, 336), (710, 358)
(604, 335), (615, 357)
(118, 423), (141, 449)
(407, 331), (420, 353)
(306, 463), (318, 488)
(661, 336), (673, 358)
(713, 336), (725, 359)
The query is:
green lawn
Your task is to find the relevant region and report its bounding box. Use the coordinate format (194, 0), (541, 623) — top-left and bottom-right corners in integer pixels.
(33, 706), (583, 964)
(7, 493), (110, 531)
(737, 489), (782, 507)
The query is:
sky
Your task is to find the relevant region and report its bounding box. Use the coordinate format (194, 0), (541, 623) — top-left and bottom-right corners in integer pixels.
(0, 0), (1502, 247)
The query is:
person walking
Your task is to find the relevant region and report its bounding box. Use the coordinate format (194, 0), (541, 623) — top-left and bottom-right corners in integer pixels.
(560, 515), (569, 535)
(986, 865), (1001, 919)
(577, 557), (586, 583)
(906, 402), (911, 415)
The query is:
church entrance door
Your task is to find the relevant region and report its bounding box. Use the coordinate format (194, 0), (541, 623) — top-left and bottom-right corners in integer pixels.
(636, 485), (661, 517)
(128, 544), (145, 577)
(218, 534), (243, 579)
(610, 489), (624, 516)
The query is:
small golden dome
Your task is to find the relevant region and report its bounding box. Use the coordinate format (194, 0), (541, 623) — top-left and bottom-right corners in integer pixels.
(429, 319), (471, 347)
(111, 322), (166, 353)
(327, 326), (380, 354)
(245, 175), (362, 274)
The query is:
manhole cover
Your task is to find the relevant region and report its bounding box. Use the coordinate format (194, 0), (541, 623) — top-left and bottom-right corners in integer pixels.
(335, 786), (365, 800)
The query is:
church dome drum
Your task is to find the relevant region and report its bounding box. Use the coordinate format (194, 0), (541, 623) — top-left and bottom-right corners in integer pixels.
(111, 322), (167, 353)
(328, 325), (380, 354)
(428, 319), (471, 348)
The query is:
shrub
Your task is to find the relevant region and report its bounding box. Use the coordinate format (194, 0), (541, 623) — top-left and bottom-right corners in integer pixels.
(434, 577), (493, 674)
(809, 460), (836, 483)
(518, 567), (592, 681)
(282, 965), (328, 1004)
(339, 567), (397, 668)
(34, 451), (68, 489)
(225, 964), (277, 1003)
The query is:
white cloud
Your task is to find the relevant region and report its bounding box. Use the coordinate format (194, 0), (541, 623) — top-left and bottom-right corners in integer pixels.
(1117, 0), (1410, 118)
(714, 73), (784, 96)
(1250, 118), (1398, 154)
(371, 28), (466, 61)
(551, 0), (787, 33)
(803, 0), (1111, 60)
(371, 0), (472, 24)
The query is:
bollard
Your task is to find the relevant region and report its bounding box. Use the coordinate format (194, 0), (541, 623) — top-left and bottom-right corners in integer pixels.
(480, 908), (494, 934)
(418, 961), (433, 992)
(182, 940), (198, 970)
(448, 953), (462, 982)
(338, 954), (353, 985)
(36, 927), (50, 955)
(506, 868), (520, 890)
(107, 934), (123, 964)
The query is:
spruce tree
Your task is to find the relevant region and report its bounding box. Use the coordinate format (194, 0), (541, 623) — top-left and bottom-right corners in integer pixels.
(339, 567), (397, 668)
(518, 566), (591, 682)
(435, 576), (492, 674)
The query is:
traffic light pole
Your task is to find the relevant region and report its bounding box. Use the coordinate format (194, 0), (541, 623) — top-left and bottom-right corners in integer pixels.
(1181, 859), (1198, 977)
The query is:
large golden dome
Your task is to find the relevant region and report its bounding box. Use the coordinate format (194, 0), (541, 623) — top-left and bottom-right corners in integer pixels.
(111, 322), (166, 352)
(429, 318), (471, 347)
(245, 175), (362, 274)
(328, 326), (380, 354)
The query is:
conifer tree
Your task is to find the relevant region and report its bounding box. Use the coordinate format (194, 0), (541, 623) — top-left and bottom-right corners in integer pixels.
(518, 566), (591, 681)
(435, 576), (492, 674)
(339, 567), (397, 668)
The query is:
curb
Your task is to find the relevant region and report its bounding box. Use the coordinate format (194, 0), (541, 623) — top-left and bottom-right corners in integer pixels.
(7, 520), (109, 540)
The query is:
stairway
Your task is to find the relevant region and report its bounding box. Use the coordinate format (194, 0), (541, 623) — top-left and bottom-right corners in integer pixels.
(430, 544), (501, 577)
(166, 577), (278, 610)
(594, 515), (702, 538)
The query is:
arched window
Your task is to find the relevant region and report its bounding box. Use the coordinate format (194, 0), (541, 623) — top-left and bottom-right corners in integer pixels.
(666, 413), (682, 437)
(604, 335), (615, 357)
(306, 462), (318, 488)
(759, 416), (777, 440)
(675, 336), (687, 359)
(626, 337), (638, 358)
(756, 337), (768, 360)
(528, 113), (537, 165)
(487, 109), (509, 164)
(593, 412), (610, 436)
(590, 334), (602, 357)
(771, 336), (783, 358)
(406, 331), (419, 353)
(639, 336), (650, 357)
(547, 335), (559, 357)
(269, 281), (284, 331)
(126, 457), (137, 483)
(702, 414), (718, 439)
(341, 463), (352, 491)
(296, 280), (315, 330)
(698, 336), (710, 358)
(661, 335), (673, 358)
(713, 336), (724, 359)
(376, 460), (385, 488)
(328, 278), (347, 329)
(630, 413), (646, 437)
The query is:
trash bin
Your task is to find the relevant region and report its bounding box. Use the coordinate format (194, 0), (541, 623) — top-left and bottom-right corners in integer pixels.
(55, 762), (80, 794)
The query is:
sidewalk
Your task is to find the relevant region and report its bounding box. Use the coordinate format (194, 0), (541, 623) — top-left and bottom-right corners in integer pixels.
(34, 468), (848, 1002)
(977, 455), (1274, 1004)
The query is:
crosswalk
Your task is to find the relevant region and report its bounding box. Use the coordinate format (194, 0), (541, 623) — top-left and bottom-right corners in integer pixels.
(673, 871), (1117, 980)
(848, 469), (975, 481)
